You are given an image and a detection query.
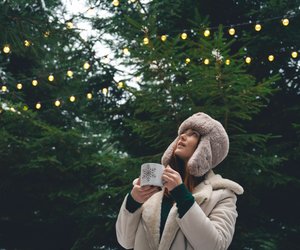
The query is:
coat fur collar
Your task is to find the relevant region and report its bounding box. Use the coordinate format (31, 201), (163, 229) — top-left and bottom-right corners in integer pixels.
(141, 170), (243, 250)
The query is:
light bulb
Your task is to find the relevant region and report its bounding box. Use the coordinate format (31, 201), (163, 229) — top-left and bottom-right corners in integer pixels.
(48, 74), (54, 82)
(181, 33), (188, 40)
(1, 86), (7, 92)
(268, 55), (274, 62)
(204, 59), (210, 65)
(69, 96), (76, 102)
(118, 82), (124, 88)
(225, 59), (231, 65)
(83, 62), (90, 70)
(54, 100), (61, 107)
(66, 21), (74, 29)
(32, 80), (38, 86)
(282, 18), (289, 26)
(228, 28), (235, 36)
(255, 24), (262, 32)
(204, 29), (210, 37)
(143, 37), (149, 45)
(24, 40), (31, 47)
(87, 93), (92, 99)
(102, 88), (108, 95)
(245, 57), (251, 64)
(112, 0), (119, 6)
(16, 83), (23, 90)
(291, 51), (298, 58)
(67, 70), (73, 77)
(185, 58), (191, 64)
(44, 31), (50, 37)
(123, 48), (130, 55)
(161, 35), (167, 42)
(35, 103), (42, 110)
(3, 45), (10, 54)
(23, 105), (29, 111)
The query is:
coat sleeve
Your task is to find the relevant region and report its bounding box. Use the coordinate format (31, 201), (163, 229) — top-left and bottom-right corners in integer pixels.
(176, 189), (238, 250)
(115, 194), (143, 249)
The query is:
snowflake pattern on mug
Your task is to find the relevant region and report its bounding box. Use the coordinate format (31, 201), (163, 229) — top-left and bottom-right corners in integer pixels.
(142, 165), (156, 182)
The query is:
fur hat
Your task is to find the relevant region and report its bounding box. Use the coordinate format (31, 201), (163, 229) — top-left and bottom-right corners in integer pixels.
(161, 112), (229, 176)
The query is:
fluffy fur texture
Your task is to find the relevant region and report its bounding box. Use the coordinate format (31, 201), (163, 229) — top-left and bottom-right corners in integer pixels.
(161, 112), (229, 177)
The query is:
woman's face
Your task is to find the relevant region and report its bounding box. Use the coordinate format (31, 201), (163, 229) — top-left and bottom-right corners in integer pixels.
(174, 129), (200, 162)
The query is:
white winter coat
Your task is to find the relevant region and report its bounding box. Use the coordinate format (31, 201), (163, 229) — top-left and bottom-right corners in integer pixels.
(116, 170), (244, 250)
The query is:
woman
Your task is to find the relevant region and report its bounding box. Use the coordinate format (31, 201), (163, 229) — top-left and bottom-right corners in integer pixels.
(116, 112), (244, 250)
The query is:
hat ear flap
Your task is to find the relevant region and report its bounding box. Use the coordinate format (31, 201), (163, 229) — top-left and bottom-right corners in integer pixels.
(161, 136), (179, 167)
(187, 137), (212, 176)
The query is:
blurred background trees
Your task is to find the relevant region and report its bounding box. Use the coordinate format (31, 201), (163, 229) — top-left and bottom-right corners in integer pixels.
(1, 0), (299, 249)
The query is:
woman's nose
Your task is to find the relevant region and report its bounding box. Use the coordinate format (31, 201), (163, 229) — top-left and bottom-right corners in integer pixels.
(180, 133), (187, 140)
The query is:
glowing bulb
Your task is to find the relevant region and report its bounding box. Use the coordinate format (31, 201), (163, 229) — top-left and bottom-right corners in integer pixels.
(32, 80), (38, 86)
(185, 58), (191, 64)
(118, 82), (124, 88)
(67, 70), (73, 77)
(44, 31), (50, 37)
(204, 59), (210, 65)
(282, 18), (289, 26)
(102, 88), (108, 95)
(69, 96), (76, 102)
(112, 0), (120, 7)
(54, 100), (61, 107)
(268, 55), (275, 62)
(87, 93), (92, 99)
(48, 74), (54, 82)
(83, 62), (90, 70)
(10, 107), (16, 112)
(130, 0), (136, 2)
(204, 29), (210, 37)
(123, 48), (130, 55)
(143, 37), (149, 45)
(24, 40), (31, 47)
(181, 33), (188, 40)
(245, 57), (252, 64)
(66, 21), (74, 29)
(225, 59), (231, 65)
(255, 24), (262, 32)
(1, 86), (7, 92)
(35, 103), (41, 110)
(3, 45), (10, 54)
(23, 105), (29, 111)
(291, 51), (298, 58)
(161, 35), (167, 42)
(16, 83), (23, 90)
(228, 28), (235, 36)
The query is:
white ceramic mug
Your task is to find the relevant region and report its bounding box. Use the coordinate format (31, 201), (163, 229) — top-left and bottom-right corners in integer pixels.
(140, 163), (164, 187)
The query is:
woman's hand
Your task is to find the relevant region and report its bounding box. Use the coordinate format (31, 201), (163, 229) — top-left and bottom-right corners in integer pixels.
(131, 178), (161, 203)
(162, 165), (183, 191)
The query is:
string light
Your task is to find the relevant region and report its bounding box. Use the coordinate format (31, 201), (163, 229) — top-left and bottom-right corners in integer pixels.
(69, 95), (76, 102)
(291, 51), (298, 58)
(204, 58), (210, 65)
(185, 58), (191, 64)
(16, 83), (23, 90)
(66, 70), (73, 78)
(24, 40), (31, 47)
(282, 18), (289, 26)
(181, 33), (188, 40)
(225, 59), (231, 65)
(123, 48), (130, 55)
(268, 55), (275, 62)
(117, 82), (124, 88)
(87, 93), (92, 99)
(204, 29), (210, 37)
(255, 24), (262, 32)
(83, 62), (90, 70)
(66, 21), (74, 29)
(102, 88), (108, 95)
(161, 35), (167, 42)
(32, 79), (38, 86)
(35, 103), (41, 110)
(143, 37), (149, 45)
(48, 74), (54, 82)
(245, 57), (252, 64)
(228, 28), (235, 36)
(1, 86), (7, 92)
(23, 105), (28, 111)
(112, 0), (120, 7)
(54, 100), (61, 107)
(44, 31), (50, 37)
(3, 45), (10, 54)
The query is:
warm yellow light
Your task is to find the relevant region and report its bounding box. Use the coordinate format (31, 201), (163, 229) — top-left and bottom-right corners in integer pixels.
(255, 24), (262, 32)
(35, 103), (41, 110)
(83, 62), (90, 70)
(204, 59), (210, 65)
(16, 83), (23, 90)
(118, 82), (124, 88)
(67, 70), (73, 77)
(185, 58), (191, 64)
(48, 74), (54, 82)
(102, 88), (108, 95)
(69, 96), (76, 102)
(225, 59), (231, 65)
(204, 29), (210, 37)
(44, 31), (50, 37)
(291, 51), (298, 58)
(130, 0), (136, 2)
(54, 100), (61, 107)
(268, 55), (275, 62)
(245, 57), (252, 64)
(87, 93), (92, 99)
(23, 105), (29, 111)
(161, 35), (167, 42)
(282, 18), (289, 26)
(181, 33), (188, 40)
(228, 28), (235, 36)
(32, 80), (38, 86)
(143, 37), (149, 45)
(66, 21), (74, 29)
(10, 107), (16, 112)
(3, 45), (10, 54)
(1, 86), (7, 92)
(123, 48), (130, 55)
(24, 40), (31, 47)
(112, 0), (120, 7)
